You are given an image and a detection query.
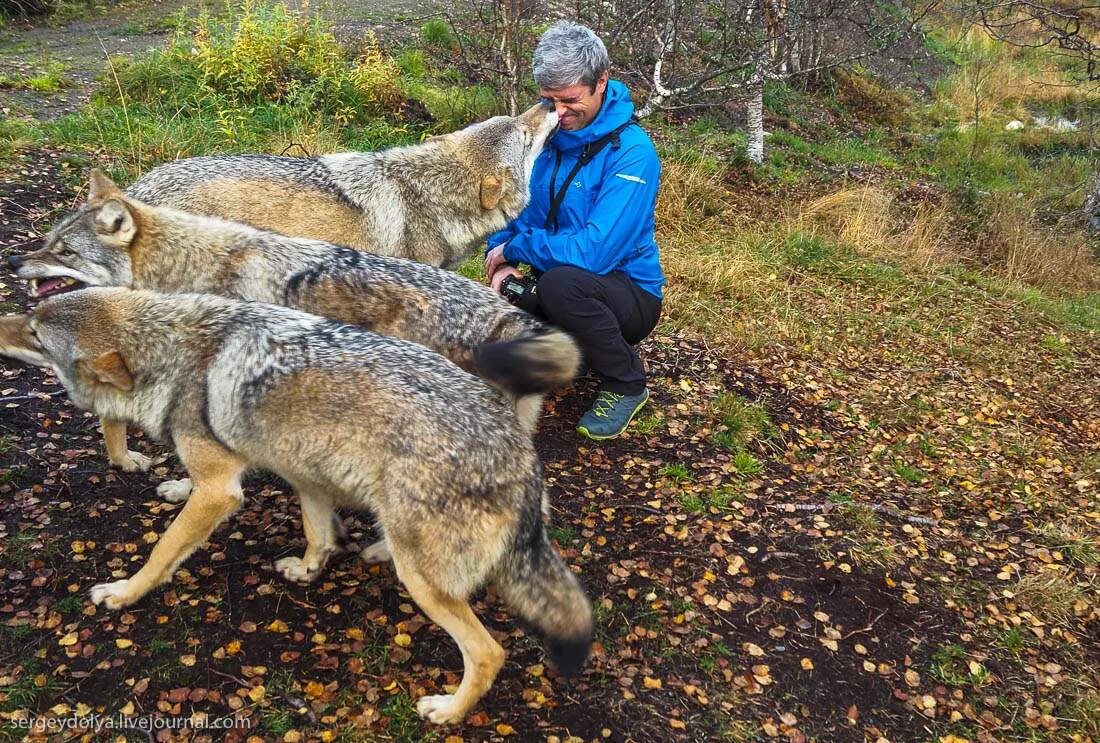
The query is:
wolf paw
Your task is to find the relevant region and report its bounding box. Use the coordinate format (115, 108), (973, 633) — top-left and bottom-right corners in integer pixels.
(416, 694), (467, 724)
(274, 556), (320, 583)
(359, 539), (392, 564)
(111, 450), (153, 472)
(90, 580), (138, 610)
(157, 479), (193, 503)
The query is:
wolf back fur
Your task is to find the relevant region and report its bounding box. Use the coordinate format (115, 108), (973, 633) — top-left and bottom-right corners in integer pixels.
(125, 103), (558, 268)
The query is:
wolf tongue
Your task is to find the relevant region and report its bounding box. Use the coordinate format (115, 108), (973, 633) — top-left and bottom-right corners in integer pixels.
(36, 278), (69, 297)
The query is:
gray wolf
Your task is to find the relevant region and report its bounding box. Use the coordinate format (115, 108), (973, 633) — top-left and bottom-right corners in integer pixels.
(0, 288), (592, 723)
(125, 103), (557, 268)
(8, 170), (581, 462)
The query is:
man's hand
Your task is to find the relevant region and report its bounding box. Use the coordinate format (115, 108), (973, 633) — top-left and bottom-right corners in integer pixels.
(484, 245), (523, 292)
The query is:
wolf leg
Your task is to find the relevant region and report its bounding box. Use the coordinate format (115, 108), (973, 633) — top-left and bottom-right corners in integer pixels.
(102, 418), (152, 472)
(157, 478), (194, 503)
(90, 437), (246, 609)
(359, 537), (391, 564)
(275, 490), (339, 583)
(390, 549), (505, 724)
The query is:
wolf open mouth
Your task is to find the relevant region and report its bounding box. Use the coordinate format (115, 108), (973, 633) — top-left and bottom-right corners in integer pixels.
(30, 277), (86, 299)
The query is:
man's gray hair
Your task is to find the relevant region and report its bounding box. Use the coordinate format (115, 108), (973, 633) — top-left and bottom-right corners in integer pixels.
(533, 21), (610, 91)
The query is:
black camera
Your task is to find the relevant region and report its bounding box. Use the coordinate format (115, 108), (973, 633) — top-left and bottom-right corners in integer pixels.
(500, 274), (540, 314)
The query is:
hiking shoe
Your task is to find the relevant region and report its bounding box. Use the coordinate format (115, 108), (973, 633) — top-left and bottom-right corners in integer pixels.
(576, 388), (650, 440)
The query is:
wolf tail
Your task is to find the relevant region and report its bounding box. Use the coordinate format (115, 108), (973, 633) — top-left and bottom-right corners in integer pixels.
(492, 490), (593, 677)
(474, 327), (581, 432)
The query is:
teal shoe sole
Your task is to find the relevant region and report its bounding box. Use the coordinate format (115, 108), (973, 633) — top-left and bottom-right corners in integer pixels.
(576, 391), (650, 440)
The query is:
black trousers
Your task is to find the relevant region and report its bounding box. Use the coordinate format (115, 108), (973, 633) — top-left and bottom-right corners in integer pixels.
(535, 266), (662, 395)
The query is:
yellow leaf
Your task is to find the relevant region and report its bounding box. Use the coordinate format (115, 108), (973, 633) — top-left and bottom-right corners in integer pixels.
(669, 718), (687, 729)
(304, 680), (326, 700)
(743, 642), (765, 657)
(119, 701), (135, 715)
(71, 541), (85, 554)
(800, 658), (814, 671)
(115, 638), (133, 649)
(225, 640), (242, 656)
(58, 632), (78, 647)
(267, 619), (290, 633)
(180, 654), (196, 667)
(248, 685), (266, 702)
(495, 723), (515, 736)
(394, 633), (412, 648)
(346, 628), (365, 641)
(679, 379), (693, 393)
(527, 664), (544, 678)
(142, 531), (159, 544)
(643, 676), (662, 689)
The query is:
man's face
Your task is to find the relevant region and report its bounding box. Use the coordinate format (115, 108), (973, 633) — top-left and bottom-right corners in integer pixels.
(540, 71), (609, 131)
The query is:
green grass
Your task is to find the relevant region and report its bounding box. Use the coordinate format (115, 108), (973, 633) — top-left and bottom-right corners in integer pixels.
(546, 524), (578, 545)
(53, 594), (84, 615)
(660, 462), (692, 484)
(677, 493), (705, 513)
(383, 691), (435, 743)
(0, 661), (57, 712)
(0, 61), (72, 93)
(709, 392), (775, 455)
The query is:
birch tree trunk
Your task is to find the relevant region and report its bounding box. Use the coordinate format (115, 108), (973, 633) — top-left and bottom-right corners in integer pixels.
(746, 73), (766, 164)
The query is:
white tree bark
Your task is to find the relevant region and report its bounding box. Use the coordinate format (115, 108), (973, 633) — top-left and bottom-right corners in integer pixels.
(746, 73), (766, 164)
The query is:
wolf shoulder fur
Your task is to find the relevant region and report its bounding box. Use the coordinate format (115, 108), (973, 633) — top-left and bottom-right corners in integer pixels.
(0, 289), (592, 723)
(126, 103), (557, 268)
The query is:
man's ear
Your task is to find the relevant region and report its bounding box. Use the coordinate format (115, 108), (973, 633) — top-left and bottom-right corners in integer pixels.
(480, 174), (503, 210)
(93, 200), (138, 249)
(76, 350), (133, 392)
(88, 168), (123, 203)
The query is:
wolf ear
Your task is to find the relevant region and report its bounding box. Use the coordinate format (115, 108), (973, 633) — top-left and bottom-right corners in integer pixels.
(76, 350), (133, 392)
(480, 174), (504, 210)
(93, 200), (138, 248)
(88, 169), (123, 202)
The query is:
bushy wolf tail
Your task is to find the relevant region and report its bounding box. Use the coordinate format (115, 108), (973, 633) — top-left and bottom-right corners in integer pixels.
(493, 493), (593, 677)
(474, 327), (581, 432)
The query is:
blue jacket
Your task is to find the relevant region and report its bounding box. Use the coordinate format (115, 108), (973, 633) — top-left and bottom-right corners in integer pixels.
(487, 80), (665, 298)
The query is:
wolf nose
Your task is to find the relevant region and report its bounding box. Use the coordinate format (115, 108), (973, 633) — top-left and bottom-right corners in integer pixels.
(6, 254), (23, 271)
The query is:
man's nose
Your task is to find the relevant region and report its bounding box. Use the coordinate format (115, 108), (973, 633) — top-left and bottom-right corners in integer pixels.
(554, 102), (570, 118)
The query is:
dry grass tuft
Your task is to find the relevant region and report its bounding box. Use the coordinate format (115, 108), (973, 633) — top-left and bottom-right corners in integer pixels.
(1012, 571), (1086, 626)
(978, 197), (1100, 292)
(799, 186), (955, 269)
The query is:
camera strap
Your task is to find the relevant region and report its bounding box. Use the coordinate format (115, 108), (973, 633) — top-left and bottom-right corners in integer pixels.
(544, 117), (638, 232)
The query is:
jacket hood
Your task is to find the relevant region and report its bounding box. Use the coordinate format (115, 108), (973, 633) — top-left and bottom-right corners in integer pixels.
(549, 79), (635, 152)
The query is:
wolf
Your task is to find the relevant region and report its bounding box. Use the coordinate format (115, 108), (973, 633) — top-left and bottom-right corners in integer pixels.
(124, 103), (557, 268)
(7, 170), (581, 471)
(0, 288), (592, 723)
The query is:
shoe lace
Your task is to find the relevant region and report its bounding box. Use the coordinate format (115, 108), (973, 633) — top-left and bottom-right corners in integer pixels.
(592, 391), (624, 418)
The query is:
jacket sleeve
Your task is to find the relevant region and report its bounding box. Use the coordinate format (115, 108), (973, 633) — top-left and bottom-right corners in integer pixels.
(501, 141), (659, 275)
(485, 222), (519, 253)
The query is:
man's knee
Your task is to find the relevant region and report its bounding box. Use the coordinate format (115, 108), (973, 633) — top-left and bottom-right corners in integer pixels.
(536, 266), (593, 305)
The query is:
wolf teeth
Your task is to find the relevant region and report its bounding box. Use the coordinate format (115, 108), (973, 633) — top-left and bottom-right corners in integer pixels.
(30, 278), (40, 296)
